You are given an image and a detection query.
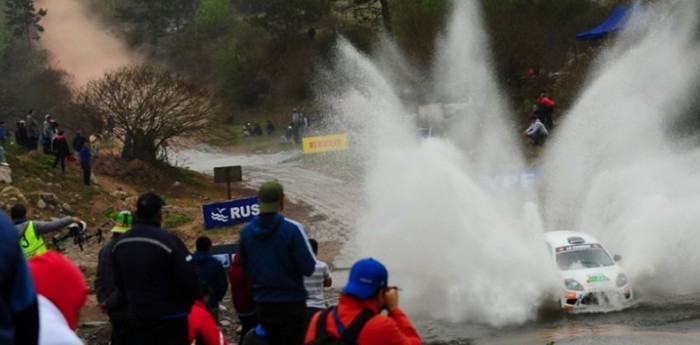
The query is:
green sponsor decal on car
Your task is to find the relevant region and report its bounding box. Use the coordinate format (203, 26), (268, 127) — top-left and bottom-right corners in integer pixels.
(588, 274), (608, 283)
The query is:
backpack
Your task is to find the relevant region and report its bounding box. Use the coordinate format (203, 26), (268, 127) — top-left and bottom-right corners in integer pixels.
(306, 308), (375, 345)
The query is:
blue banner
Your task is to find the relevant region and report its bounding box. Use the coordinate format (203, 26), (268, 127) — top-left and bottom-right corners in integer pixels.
(202, 197), (260, 230)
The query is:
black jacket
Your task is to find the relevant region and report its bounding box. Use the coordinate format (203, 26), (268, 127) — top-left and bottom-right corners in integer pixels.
(112, 219), (200, 320)
(95, 235), (128, 322)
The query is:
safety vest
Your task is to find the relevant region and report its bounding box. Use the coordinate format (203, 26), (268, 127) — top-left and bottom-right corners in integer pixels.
(20, 221), (48, 259)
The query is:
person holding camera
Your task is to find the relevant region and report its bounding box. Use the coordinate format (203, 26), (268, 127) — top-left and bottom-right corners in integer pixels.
(10, 203), (82, 259)
(304, 257), (422, 345)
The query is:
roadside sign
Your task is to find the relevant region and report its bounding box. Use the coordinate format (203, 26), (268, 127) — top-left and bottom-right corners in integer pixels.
(302, 133), (348, 154)
(213, 165), (242, 200)
(202, 196), (259, 230)
(480, 167), (541, 192)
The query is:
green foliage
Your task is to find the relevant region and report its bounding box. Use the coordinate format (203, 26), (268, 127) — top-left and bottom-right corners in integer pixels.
(232, 0), (333, 40)
(194, 0), (231, 38)
(114, 0), (196, 45)
(390, 0), (449, 68)
(3, 0), (46, 49)
(163, 211), (193, 228)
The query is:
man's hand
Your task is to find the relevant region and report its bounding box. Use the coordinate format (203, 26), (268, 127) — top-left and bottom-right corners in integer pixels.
(99, 303), (108, 314)
(384, 286), (399, 311)
(71, 216), (81, 224)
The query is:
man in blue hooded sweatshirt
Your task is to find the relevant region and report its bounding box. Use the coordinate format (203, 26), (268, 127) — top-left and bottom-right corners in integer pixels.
(239, 180), (316, 345)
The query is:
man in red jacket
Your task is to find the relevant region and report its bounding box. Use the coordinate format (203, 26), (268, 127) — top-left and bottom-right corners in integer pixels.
(304, 258), (422, 345)
(536, 91), (555, 130)
(189, 284), (229, 345)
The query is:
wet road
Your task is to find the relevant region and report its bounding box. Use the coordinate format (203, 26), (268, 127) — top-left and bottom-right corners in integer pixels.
(176, 147), (700, 344)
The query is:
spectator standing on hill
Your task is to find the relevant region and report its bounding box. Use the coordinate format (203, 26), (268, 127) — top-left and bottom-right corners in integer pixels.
(112, 192), (201, 345)
(51, 131), (71, 173)
(42, 114), (56, 154)
(193, 236), (229, 321)
(229, 252), (257, 345)
(79, 141), (91, 185)
(15, 120), (28, 148)
(25, 109), (39, 150)
(304, 239), (332, 323)
(72, 130), (87, 152)
(239, 180), (316, 345)
(304, 258), (422, 345)
(188, 283), (229, 345)
(95, 210), (135, 345)
(0, 212), (39, 345)
(535, 92), (555, 130)
(0, 121), (7, 145)
(522, 115), (549, 147)
(28, 250), (88, 345)
(266, 120), (276, 136)
(11, 203), (82, 259)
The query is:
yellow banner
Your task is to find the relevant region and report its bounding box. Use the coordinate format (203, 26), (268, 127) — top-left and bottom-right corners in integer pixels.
(302, 133), (348, 154)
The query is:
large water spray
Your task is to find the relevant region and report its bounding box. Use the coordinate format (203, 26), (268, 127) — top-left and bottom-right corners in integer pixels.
(319, 0), (700, 326)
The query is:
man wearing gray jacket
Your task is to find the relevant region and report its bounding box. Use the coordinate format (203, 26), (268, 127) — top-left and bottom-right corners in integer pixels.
(11, 203), (82, 259)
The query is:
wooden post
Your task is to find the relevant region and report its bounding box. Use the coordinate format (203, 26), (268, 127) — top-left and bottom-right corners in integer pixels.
(214, 166), (242, 201)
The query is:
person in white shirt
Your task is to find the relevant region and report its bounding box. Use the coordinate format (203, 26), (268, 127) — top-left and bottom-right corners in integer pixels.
(522, 115), (549, 146)
(303, 238), (332, 324)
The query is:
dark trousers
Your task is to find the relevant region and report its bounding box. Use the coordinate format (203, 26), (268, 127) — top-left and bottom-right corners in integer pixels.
(237, 313), (259, 345)
(131, 317), (189, 345)
(81, 162), (91, 185)
(52, 155), (66, 172)
(256, 301), (307, 345)
(110, 319), (135, 345)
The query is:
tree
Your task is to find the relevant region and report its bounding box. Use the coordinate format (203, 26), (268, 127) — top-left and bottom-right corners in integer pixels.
(3, 0), (47, 50)
(115, 0), (196, 45)
(232, 0), (332, 40)
(70, 65), (221, 162)
(343, 0), (392, 33)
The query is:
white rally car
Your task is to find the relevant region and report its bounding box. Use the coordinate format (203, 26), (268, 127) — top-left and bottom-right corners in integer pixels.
(543, 230), (633, 310)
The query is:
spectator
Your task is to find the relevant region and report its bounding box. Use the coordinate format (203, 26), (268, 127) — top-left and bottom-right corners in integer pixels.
(42, 114), (55, 154)
(72, 130), (87, 153)
(112, 192), (201, 345)
(0, 121), (7, 145)
(95, 211), (135, 345)
(25, 109), (38, 150)
(229, 253), (257, 345)
(28, 251), (88, 345)
(304, 239), (332, 323)
(522, 115), (549, 146)
(0, 212), (39, 344)
(535, 92), (555, 130)
(304, 258), (422, 345)
(238, 180), (316, 345)
(242, 325), (268, 345)
(193, 236), (229, 321)
(188, 283), (229, 345)
(11, 203), (82, 259)
(0, 145), (7, 167)
(79, 141), (91, 185)
(15, 120), (28, 148)
(51, 131), (71, 173)
(266, 120), (276, 136)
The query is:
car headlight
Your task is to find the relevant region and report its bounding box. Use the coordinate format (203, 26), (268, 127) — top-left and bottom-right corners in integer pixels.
(616, 273), (628, 287)
(565, 278), (584, 291)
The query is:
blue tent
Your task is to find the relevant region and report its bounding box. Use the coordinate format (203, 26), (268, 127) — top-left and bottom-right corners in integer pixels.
(576, 5), (633, 40)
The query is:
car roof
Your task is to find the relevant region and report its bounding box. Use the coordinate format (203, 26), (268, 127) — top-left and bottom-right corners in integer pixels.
(543, 230), (602, 248)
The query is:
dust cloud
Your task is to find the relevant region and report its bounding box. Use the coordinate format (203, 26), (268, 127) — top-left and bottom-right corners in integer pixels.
(35, 0), (141, 87)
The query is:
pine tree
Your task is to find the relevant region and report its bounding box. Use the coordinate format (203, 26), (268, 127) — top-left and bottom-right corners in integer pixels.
(3, 0), (47, 50)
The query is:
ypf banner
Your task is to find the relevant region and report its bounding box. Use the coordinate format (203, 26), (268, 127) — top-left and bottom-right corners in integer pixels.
(302, 133), (348, 154)
(202, 197), (259, 230)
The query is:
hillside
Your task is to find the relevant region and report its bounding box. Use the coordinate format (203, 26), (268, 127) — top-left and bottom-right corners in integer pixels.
(1, 140), (320, 343)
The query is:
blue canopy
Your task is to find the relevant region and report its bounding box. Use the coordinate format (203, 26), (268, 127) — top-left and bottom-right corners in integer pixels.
(576, 5), (633, 40)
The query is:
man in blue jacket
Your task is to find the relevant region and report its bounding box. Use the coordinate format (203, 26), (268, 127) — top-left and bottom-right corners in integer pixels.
(112, 192), (201, 345)
(239, 180), (316, 345)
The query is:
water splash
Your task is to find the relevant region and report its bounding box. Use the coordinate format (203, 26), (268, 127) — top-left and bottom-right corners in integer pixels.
(542, 1), (700, 295)
(321, 0), (700, 327)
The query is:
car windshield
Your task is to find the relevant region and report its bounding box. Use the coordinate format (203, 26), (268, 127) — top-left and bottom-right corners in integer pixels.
(556, 248), (614, 270)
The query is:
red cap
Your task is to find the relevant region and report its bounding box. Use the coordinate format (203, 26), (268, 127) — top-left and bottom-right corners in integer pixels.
(28, 251), (88, 330)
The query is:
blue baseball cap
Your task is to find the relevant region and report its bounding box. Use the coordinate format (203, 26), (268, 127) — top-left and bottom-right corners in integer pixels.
(342, 258), (388, 299)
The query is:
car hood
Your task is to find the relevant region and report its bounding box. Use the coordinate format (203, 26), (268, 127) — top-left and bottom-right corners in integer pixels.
(559, 265), (624, 289)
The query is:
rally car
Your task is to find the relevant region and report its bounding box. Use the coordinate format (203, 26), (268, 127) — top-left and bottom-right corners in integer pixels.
(543, 230), (633, 310)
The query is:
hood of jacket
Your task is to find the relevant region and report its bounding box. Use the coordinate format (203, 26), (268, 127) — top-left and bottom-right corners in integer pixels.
(250, 213), (284, 240)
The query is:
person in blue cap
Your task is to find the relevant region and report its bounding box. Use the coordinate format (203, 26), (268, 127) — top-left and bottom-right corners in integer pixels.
(304, 257), (422, 345)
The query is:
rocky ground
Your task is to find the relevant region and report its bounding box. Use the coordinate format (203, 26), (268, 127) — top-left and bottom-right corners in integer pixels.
(3, 144), (344, 345)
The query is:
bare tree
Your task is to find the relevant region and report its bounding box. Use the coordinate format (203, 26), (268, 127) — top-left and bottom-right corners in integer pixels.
(70, 64), (221, 162)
